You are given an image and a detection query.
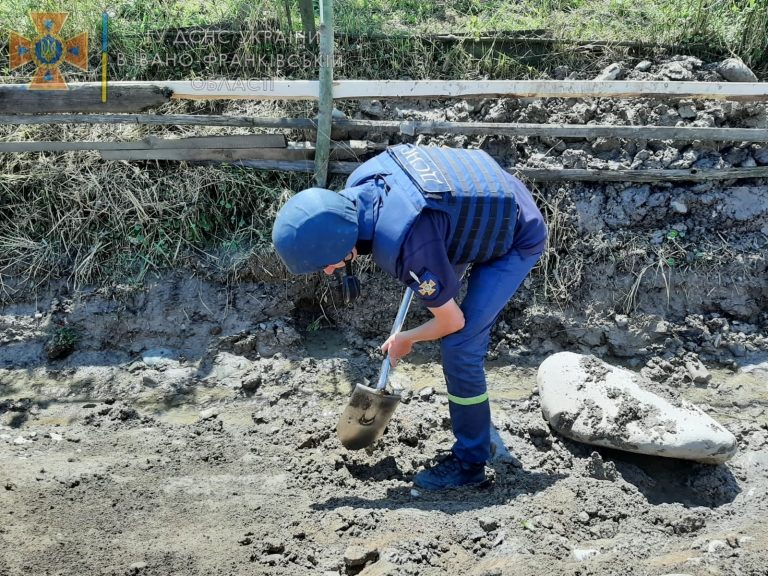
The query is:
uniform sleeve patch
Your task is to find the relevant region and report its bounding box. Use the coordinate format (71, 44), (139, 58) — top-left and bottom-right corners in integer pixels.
(410, 269), (442, 300)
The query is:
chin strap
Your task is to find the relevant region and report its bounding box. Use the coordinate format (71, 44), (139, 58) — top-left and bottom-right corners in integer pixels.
(335, 260), (362, 305)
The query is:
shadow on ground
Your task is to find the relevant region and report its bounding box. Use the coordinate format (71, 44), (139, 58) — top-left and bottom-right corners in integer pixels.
(312, 463), (566, 514)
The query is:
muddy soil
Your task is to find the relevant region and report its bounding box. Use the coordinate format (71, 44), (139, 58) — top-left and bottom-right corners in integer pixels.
(1, 276), (768, 576)
(2, 54), (768, 576)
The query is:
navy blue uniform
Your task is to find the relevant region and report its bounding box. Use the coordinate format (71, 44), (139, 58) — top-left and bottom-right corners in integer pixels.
(346, 145), (547, 465)
(392, 173), (546, 464)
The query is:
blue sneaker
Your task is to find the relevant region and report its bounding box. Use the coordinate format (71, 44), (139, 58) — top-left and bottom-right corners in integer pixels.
(413, 454), (486, 491)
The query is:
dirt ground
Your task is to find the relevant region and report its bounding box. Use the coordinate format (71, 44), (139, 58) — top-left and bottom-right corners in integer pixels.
(2, 54), (768, 576)
(1, 273), (767, 576)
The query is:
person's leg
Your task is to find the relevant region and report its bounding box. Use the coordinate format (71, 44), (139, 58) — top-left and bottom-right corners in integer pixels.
(441, 249), (542, 464)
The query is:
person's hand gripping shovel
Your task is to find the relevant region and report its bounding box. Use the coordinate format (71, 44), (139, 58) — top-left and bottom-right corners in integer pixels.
(337, 288), (414, 450)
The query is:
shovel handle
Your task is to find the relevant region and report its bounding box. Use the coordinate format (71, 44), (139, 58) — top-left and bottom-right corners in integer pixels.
(375, 287), (414, 391)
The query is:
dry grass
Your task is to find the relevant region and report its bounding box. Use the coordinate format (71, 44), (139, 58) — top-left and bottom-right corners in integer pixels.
(532, 185), (584, 304)
(0, 101), (320, 295)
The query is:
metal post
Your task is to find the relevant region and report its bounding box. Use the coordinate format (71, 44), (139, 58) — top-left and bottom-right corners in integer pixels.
(314, 0), (333, 188)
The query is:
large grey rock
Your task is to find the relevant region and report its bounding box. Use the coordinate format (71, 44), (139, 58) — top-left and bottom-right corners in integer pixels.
(537, 352), (737, 464)
(717, 58), (758, 82)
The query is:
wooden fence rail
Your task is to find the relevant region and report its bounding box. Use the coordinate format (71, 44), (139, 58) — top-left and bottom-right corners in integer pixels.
(3, 80), (768, 114)
(2, 115), (768, 143)
(230, 160), (768, 182)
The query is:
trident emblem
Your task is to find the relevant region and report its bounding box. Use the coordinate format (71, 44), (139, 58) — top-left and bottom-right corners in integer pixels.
(9, 12), (88, 90)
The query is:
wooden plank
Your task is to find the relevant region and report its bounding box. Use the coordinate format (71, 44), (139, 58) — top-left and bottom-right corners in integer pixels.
(100, 148), (309, 162)
(292, 140), (372, 160)
(99, 141), (368, 162)
(0, 84), (171, 114)
(0, 134), (286, 153)
(225, 159), (357, 172)
(143, 134), (286, 149)
(0, 138), (365, 156)
(0, 114), (319, 128)
(0, 141), (150, 152)
(7, 80), (768, 103)
(3, 114), (768, 144)
(328, 80), (768, 101)
(232, 159), (768, 182)
(394, 120), (768, 142)
(314, 0), (335, 187)
(511, 167), (768, 182)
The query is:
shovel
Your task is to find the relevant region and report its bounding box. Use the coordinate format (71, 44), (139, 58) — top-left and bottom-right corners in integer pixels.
(337, 287), (414, 450)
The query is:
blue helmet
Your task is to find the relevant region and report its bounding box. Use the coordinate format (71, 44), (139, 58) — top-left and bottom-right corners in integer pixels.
(272, 188), (358, 274)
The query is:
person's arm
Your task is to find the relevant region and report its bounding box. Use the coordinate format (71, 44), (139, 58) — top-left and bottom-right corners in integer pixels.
(380, 298), (464, 367)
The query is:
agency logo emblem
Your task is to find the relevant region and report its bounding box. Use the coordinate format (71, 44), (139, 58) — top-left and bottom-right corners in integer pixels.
(9, 12), (88, 90)
(418, 279), (437, 297)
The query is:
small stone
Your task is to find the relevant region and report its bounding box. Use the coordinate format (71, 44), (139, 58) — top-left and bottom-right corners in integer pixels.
(553, 65), (569, 80)
(129, 561), (147, 573)
(635, 60), (652, 72)
(678, 103), (697, 120)
(671, 200), (688, 214)
(251, 411), (270, 424)
(717, 58), (758, 82)
(726, 534), (741, 548)
(737, 536), (753, 547)
(685, 360), (711, 384)
(410, 488), (421, 498)
(490, 530), (507, 548)
(418, 387), (434, 401)
(199, 407), (219, 420)
(707, 539), (727, 554)
(577, 511), (590, 524)
(344, 544), (379, 568)
(141, 375), (159, 387)
(261, 554), (283, 566)
(263, 538), (285, 554)
(13, 436), (29, 445)
(660, 61), (693, 81)
(587, 452), (618, 481)
(359, 99), (384, 118)
(142, 348), (178, 369)
(595, 63), (622, 81)
(479, 517), (499, 532)
(728, 342), (747, 357)
(592, 137), (621, 153)
(572, 549), (600, 561)
(753, 146), (768, 165)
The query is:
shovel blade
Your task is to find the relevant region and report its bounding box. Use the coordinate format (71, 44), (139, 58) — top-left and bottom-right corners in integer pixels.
(337, 384), (401, 450)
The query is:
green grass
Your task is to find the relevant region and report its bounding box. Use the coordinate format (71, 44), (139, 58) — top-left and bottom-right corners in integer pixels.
(1, 0), (765, 76)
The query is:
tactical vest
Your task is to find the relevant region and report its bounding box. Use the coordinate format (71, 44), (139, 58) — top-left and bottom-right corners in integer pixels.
(345, 144), (518, 277)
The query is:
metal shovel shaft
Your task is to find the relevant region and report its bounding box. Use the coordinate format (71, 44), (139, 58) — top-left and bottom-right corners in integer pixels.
(375, 287), (414, 391)
(337, 287), (414, 450)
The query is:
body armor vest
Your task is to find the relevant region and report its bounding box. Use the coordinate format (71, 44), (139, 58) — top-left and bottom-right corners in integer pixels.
(345, 144), (518, 276)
